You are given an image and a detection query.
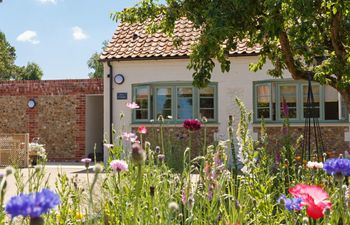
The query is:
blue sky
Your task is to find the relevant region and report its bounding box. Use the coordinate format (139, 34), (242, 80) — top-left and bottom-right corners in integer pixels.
(0, 0), (140, 79)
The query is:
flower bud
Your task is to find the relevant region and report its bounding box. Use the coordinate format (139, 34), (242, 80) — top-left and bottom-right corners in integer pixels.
(168, 202), (179, 211)
(323, 207), (331, 216)
(158, 154), (165, 162)
(131, 143), (146, 164)
(150, 186), (155, 197)
(155, 146), (161, 154)
(5, 166), (14, 176)
(302, 217), (309, 225)
(94, 164), (103, 173)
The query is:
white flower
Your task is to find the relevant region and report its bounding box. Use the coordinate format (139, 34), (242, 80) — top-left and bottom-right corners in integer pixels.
(306, 161), (323, 169)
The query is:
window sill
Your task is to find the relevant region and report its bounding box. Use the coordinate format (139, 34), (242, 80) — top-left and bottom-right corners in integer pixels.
(252, 121), (349, 127)
(131, 122), (220, 127)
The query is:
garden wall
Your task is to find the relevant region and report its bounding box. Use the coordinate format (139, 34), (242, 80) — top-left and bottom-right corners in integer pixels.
(253, 125), (349, 157)
(131, 125), (218, 170)
(0, 79), (103, 161)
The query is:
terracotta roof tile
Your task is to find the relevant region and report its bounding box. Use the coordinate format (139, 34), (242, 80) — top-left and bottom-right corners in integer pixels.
(101, 18), (261, 60)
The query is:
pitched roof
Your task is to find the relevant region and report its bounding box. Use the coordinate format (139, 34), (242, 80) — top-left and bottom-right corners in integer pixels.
(101, 18), (261, 61)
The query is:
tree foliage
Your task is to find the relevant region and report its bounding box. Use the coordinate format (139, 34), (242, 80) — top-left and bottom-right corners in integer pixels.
(88, 41), (108, 79)
(114, 0), (350, 110)
(88, 52), (104, 79)
(0, 31), (16, 79)
(0, 31), (43, 80)
(16, 62), (43, 80)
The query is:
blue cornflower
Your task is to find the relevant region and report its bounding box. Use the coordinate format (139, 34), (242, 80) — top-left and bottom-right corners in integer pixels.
(278, 195), (303, 211)
(323, 158), (350, 176)
(5, 188), (60, 218)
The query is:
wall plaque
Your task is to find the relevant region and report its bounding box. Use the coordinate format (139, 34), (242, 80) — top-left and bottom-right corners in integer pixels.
(116, 92), (128, 100)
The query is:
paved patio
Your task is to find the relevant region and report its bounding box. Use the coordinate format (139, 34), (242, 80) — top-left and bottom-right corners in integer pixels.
(0, 163), (100, 202)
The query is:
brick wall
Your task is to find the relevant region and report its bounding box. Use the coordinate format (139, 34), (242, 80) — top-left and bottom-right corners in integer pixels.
(253, 126), (349, 157)
(132, 126), (218, 157)
(0, 79), (103, 161)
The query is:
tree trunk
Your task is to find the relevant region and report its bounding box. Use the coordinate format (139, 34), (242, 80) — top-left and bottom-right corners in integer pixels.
(339, 89), (350, 115)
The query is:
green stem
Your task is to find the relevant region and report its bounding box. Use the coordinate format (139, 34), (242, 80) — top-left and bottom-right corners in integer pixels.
(160, 123), (164, 154)
(134, 164), (143, 224)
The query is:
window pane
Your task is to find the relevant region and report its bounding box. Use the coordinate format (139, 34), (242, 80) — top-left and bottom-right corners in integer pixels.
(303, 85), (320, 118)
(280, 85), (297, 118)
(136, 110), (148, 120)
(200, 98), (214, 108)
(200, 87), (214, 97)
(200, 109), (214, 119)
(324, 86), (339, 120)
(200, 87), (215, 119)
(177, 87), (193, 119)
(156, 87), (172, 118)
(256, 85), (271, 119)
(135, 86), (149, 120)
(257, 108), (270, 119)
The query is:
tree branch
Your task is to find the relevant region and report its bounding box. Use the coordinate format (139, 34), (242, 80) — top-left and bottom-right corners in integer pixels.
(330, 11), (345, 60)
(279, 31), (308, 80)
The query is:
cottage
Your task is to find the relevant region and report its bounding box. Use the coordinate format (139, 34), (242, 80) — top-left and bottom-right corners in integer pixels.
(101, 18), (350, 160)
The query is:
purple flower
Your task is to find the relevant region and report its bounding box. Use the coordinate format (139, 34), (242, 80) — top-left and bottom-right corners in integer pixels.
(181, 189), (187, 205)
(110, 160), (128, 172)
(5, 189), (60, 218)
(183, 119), (201, 131)
(278, 194), (302, 211)
(323, 158), (350, 176)
(282, 98), (289, 117)
(275, 150), (281, 163)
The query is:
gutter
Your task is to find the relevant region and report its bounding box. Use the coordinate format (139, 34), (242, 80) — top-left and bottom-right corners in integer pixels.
(107, 61), (113, 144)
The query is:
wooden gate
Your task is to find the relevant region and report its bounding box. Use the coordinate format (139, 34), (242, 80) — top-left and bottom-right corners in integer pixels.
(0, 134), (29, 167)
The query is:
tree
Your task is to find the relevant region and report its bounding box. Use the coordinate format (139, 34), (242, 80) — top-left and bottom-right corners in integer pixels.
(0, 31), (16, 79)
(88, 41), (108, 79)
(16, 62), (43, 80)
(88, 52), (103, 79)
(0, 31), (43, 80)
(114, 0), (350, 111)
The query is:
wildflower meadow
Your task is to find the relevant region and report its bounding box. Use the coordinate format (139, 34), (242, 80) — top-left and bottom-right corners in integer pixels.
(1, 98), (350, 225)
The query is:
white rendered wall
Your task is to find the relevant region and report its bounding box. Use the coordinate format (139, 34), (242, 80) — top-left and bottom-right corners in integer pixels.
(103, 56), (285, 142)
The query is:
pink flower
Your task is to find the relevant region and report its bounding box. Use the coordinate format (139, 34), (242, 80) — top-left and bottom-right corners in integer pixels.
(81, 158), (92, 168)
(183, 119), (201, 131)
(81, 158), (91, 163)
(110, 160), (128, 172)
(122, 132), (138, 142)
(126, 102), (140, 109)
(138, 125), (147, 134)
(289, 184), (331, 220)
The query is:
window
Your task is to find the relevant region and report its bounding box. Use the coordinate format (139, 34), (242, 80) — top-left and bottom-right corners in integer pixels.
(279, 84), (298, 119)
(302, 84), (320, 118)
(133, 82), (217, 123)
(256, 84), (271, 120)
(156, 87), (172, 119)
(253, 80), (348, 123)
(177, 87), (193, 119)
(199, 87), (215, 119)
(134, 86), (150, 121)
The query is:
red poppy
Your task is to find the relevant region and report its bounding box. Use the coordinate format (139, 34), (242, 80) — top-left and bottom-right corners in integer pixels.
(289, 184), (331, 220)
(137, 125), (147, 134)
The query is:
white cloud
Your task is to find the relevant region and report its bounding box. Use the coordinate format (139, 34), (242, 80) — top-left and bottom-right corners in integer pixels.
(72, 26), (88, 41)
(36, 0), (57, 4)
(16, 30), (40, 44)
